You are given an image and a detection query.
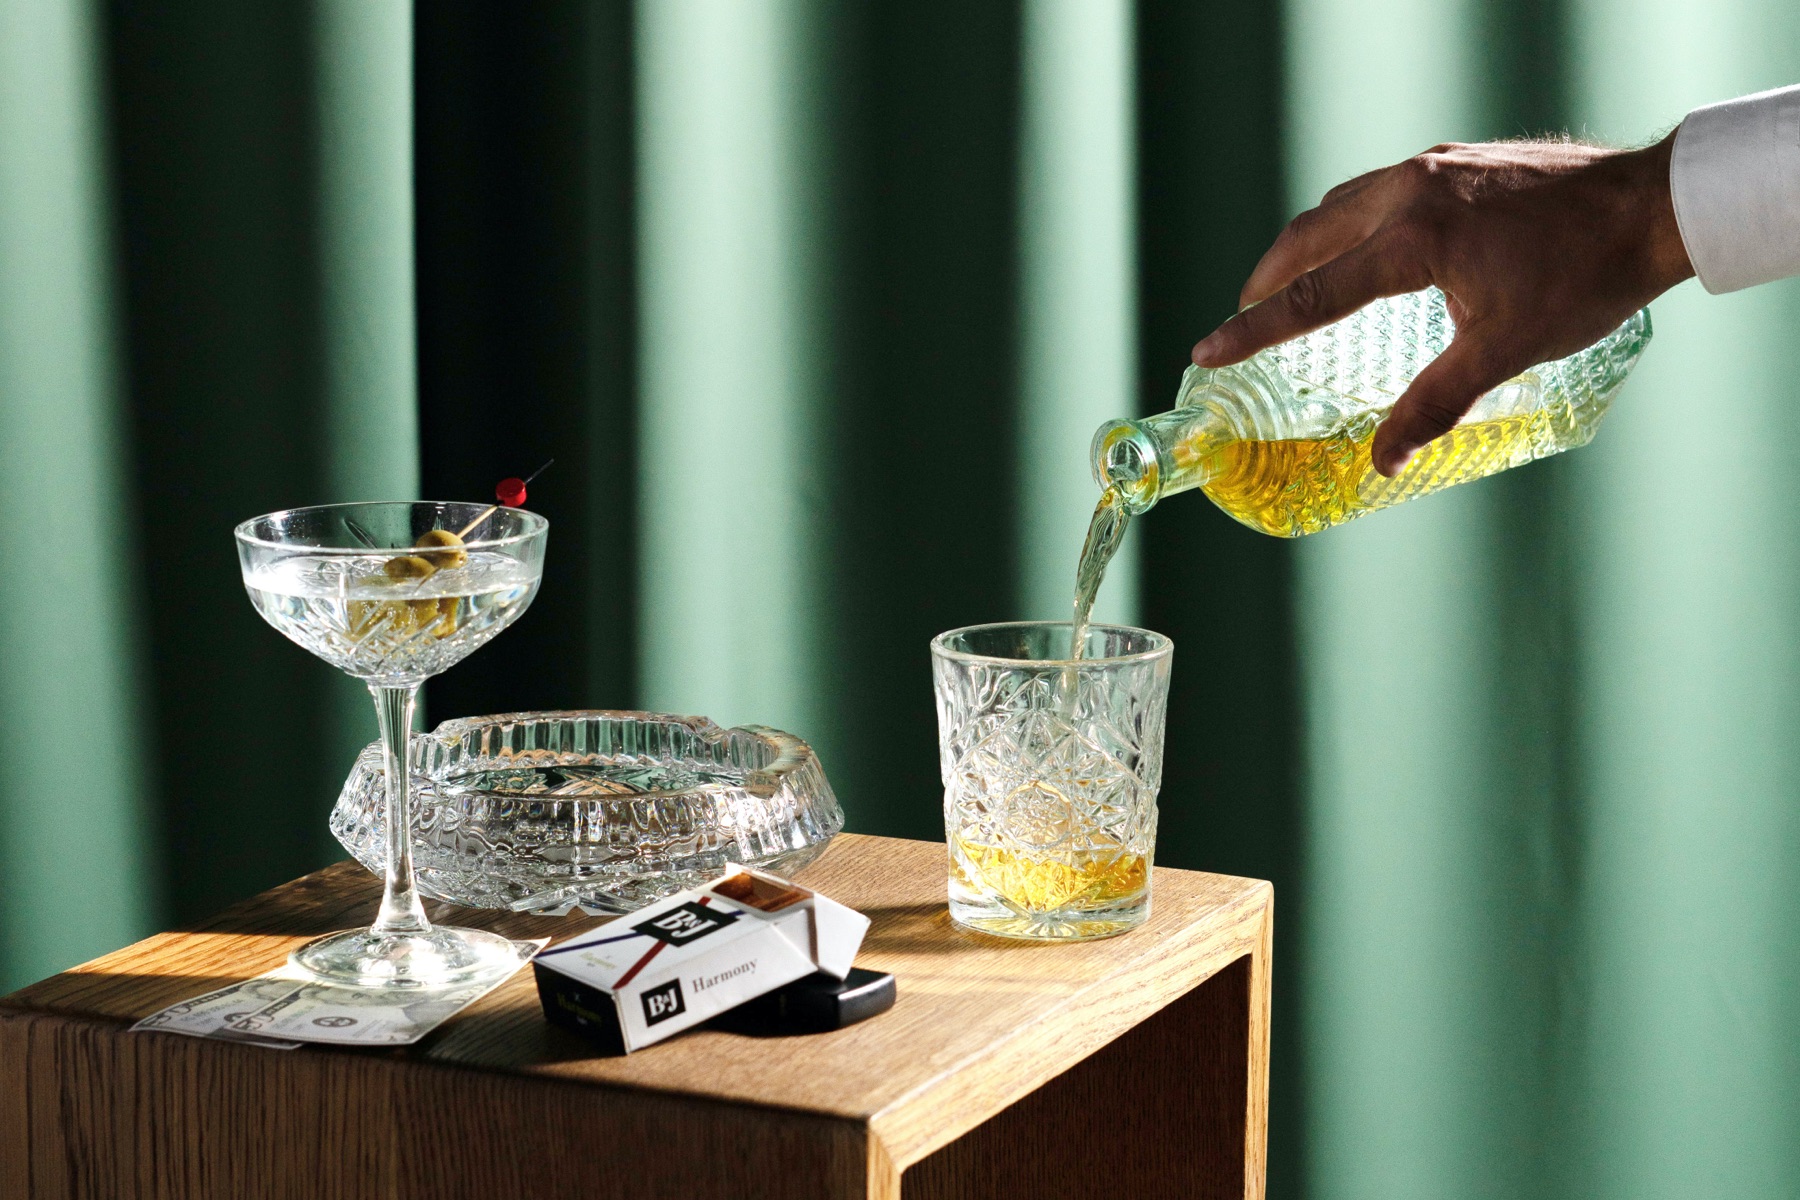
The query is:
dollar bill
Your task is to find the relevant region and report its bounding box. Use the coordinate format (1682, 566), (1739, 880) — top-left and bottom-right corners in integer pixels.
(223, 938), (545, 1046)
(129, 975), (307, 1049)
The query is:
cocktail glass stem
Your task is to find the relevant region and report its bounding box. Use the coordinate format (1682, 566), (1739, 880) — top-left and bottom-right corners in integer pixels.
(370, 683), (430, 935)
(239, 499), (547, 989)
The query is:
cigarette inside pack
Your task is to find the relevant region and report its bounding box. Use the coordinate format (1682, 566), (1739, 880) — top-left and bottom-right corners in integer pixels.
(532, 865), (871, 1053)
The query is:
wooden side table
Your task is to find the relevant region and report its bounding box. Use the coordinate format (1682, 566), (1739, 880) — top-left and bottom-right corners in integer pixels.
(0, 834), (1272, 1199)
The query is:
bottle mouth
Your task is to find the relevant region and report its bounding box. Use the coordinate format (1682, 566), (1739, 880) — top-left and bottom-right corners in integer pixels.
(1090, 420), (1160, 514)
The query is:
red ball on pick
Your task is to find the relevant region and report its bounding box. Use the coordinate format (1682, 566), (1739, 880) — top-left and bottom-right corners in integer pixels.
(496, 477), (527, 507)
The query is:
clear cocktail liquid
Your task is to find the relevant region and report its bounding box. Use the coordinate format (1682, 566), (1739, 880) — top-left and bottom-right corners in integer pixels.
(244, 550), (540, 685)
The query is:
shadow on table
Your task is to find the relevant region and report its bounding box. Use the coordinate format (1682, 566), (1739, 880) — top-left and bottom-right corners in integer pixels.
(858, 903), (1072, 955)
(167, 862), (610, 946)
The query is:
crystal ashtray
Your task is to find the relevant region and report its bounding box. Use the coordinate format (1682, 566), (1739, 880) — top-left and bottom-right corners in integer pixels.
(330, 710), (844, 914)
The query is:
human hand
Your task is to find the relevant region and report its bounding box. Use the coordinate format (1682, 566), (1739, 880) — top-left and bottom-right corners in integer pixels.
(1190, 136), (1694, 476)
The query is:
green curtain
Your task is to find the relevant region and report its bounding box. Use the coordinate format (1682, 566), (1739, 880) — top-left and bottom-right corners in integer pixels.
(0, 0), (150, 988)
(1018, 0), (1139, 626)
(1288, 0), (1800, 1196)
(0, 0), (418, 956)
(101, 0), (419, 929)
(1568, 2), (1800, 1193)
(5, 1), (1800, 1197)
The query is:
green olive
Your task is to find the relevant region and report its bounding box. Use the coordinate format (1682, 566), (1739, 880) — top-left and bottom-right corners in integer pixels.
(413, 528), (468, 569)
(429, 597), (460, 639)
(383, 554), (437, 582)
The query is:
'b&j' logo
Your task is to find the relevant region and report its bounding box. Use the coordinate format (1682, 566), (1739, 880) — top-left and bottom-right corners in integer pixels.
(633, 901), (738, 947)
(640, 979), (687, 1025)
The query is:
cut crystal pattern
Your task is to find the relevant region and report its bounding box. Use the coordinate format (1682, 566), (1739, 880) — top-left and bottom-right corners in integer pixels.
(332, 711), (843, 914)
(1161, 287), (1654, 536)
(934, 625), (1171, 938)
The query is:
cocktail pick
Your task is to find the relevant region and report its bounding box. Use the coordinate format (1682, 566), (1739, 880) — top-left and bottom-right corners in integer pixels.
(345, 518), (381, 549)
(455, 459), (554, 541)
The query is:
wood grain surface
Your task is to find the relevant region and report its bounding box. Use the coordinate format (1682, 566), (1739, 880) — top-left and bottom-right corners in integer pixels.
(904, 956), (1253, 1200)
(1, 834), (1273, 1199)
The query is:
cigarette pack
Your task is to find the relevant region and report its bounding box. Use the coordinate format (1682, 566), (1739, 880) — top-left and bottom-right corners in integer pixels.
(532, 865), (871, 1053)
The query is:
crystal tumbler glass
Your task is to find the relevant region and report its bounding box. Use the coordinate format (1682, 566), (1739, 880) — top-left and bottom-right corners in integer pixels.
(931, 621), (1172, 940)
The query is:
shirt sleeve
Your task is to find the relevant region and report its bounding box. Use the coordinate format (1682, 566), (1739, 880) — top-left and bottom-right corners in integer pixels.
(1669, 84), (1800, 294)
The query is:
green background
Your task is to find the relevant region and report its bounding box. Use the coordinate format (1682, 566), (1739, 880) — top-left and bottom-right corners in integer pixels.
(2, 0), (1797, 1195)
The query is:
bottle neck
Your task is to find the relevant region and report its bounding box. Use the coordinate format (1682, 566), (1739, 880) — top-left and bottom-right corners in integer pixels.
(1091, 390), (1235, 514)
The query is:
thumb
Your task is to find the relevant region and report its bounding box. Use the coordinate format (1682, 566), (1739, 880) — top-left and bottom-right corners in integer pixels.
(1370, 328), (1517, 477)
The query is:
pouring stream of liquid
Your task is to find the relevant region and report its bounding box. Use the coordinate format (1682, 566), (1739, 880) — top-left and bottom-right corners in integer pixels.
(1069, 485), (1131, 661)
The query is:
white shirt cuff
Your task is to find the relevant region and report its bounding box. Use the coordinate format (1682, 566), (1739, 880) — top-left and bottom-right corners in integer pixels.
(1669, 84), (1800, 294)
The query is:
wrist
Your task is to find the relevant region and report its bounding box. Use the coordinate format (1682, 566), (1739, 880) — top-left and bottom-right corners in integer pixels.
(1625, 131), (1695, 292)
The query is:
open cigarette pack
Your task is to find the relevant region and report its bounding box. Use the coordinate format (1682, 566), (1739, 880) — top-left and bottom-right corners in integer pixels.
(533, 865), (872, 1052)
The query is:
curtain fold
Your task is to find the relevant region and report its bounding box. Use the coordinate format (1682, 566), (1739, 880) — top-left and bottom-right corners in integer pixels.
(103, 0), (417, 926)
(1284, 3), (1543, 1196)
(633, 0), (832, 742)
(0, 0), (151, 988)
(1565, 3), (1800, 1194)
(1134, 0), (1306, 1183)
(414, 0), (639, 721)
(811, 1), (1024, 834)
(1017, 0), (1139, 626)
(313, 0), (420, 781)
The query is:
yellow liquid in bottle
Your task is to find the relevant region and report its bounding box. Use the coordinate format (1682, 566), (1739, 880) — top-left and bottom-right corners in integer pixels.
(1199, 407), (1558, 538)
(1095, 291), (1652, 536)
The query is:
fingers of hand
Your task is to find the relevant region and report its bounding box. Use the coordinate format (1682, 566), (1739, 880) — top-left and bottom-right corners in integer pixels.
(1370, 331), (1517, 476)
(1239, 173), (1397, 307)
(1196, 231), (1425, 367)
(1321, 165), (1390, 206)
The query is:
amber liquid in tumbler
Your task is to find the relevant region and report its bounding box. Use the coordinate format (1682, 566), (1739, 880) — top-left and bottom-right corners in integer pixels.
(989, 415), (1538, 928)
(951, 838), (1148, 925)
(943, 487), (1148, 936)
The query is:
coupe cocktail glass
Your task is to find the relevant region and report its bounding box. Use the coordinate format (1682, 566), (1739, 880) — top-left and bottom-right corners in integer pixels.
(236, 501), (547, 988)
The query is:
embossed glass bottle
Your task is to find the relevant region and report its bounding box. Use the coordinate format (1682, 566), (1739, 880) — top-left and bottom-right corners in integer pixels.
(1090, 288), (1653, 537)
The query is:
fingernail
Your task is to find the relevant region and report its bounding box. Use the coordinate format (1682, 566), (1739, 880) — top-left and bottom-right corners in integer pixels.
(1192, 335), (1221, 365)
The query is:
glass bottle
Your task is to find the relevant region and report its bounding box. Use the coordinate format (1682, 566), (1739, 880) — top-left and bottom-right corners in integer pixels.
(1090, 288), (1652, 537)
